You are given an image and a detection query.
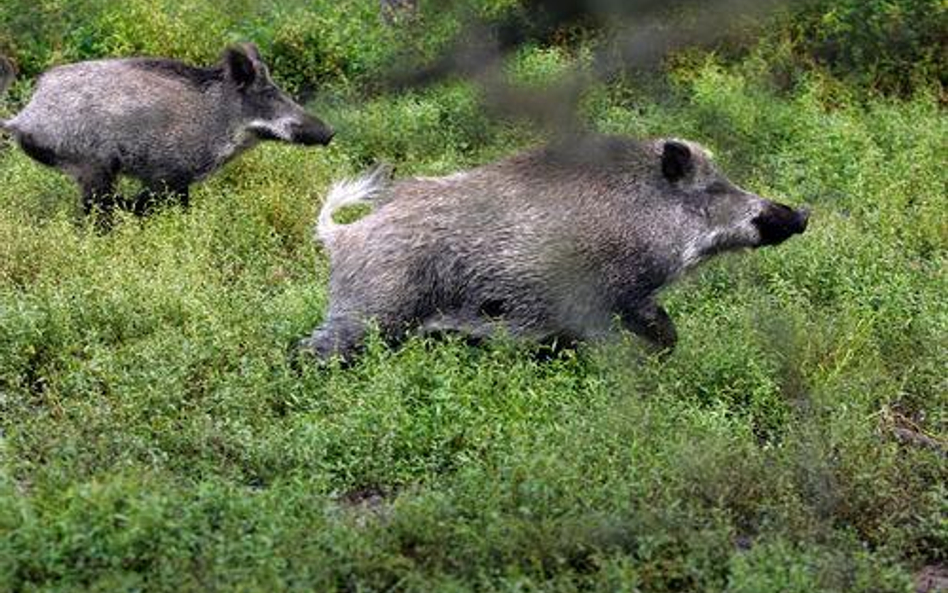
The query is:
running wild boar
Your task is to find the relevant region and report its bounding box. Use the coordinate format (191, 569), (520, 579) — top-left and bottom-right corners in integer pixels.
(300, 134), (809, 361)
(0, 44), (333, 219)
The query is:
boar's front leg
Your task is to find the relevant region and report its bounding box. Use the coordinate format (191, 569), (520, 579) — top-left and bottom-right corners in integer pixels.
(176, 185), (190, 210)
(132, 180), (190, 216)
(298, 315), (367, 363)
(619, 299), (678, 354)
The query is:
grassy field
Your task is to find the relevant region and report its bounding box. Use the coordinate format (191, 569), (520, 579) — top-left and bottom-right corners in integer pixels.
(1, 1), (945, 591)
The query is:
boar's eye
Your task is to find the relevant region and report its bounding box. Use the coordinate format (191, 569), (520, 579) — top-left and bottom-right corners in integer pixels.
(706, 181), (730, 195)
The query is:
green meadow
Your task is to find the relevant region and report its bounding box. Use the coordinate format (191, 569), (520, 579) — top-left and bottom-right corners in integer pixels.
(0, 1), (945, 590)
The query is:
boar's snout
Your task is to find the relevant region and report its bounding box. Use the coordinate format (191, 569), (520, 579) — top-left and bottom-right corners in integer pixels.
(752, 202), (809, 247)
(292, 116), (335, 146)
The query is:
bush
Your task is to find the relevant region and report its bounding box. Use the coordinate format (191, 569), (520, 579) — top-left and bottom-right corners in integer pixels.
(794, 0), (946, 94)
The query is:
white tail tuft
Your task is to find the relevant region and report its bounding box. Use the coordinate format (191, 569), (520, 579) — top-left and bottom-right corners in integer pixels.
(316, 164), (392, 243)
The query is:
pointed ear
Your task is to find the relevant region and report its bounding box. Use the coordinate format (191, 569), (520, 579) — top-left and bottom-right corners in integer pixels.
(662, 140), (693, 182)
(240, 42), (262, 63)
(223, 45), (257, 89)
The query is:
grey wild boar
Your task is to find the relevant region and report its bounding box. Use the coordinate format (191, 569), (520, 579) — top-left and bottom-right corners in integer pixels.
(300, 134), (809, 361)
(0, 44), (333, 219)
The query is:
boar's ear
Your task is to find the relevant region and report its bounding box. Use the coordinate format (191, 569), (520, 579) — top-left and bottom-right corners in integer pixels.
(223, 45), (257, 89)
(241, 42), (271, 80)
(662, 140), (693, 182)
(241, 42), (262, 62)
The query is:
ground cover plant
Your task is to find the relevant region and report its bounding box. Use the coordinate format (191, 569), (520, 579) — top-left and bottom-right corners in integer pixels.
(0, 0), (945, 591)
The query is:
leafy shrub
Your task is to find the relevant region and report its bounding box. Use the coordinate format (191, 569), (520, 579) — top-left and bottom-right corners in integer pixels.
(787, 0), (947, 95)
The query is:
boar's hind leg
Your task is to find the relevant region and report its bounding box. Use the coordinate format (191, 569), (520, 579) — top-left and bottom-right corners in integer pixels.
(620, 300), (678, 354)
(74, 165), (118, 221)
(298, 316), (366, 363)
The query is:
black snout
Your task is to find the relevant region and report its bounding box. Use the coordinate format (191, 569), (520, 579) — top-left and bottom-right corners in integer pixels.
(292, 117), (334, 146)
(752, 203), (810, 247)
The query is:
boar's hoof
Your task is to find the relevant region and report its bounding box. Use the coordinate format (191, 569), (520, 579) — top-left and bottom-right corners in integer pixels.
(295, 321), (365, 365)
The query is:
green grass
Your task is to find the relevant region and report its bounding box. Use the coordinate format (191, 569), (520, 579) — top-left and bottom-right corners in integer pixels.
(1, 2), (946, 591)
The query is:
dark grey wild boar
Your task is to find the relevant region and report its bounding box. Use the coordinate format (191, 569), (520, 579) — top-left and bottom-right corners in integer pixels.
(0, 44), (333, 219)
(300, 134), (809, 361)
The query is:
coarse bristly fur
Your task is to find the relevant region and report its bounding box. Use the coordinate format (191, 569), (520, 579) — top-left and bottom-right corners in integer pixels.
(0, 44), (334, 223)
(302, 133), (809, 362)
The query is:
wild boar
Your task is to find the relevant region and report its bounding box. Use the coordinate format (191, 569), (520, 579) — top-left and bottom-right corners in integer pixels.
(0, 44), (333, 219)
(300, 134), (809, 361)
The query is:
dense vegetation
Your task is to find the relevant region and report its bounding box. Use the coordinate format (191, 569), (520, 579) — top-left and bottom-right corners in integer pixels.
(1, 0), (945, 591)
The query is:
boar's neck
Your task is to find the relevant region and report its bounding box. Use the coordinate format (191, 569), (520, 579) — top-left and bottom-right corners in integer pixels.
(191, 83), (261, 178)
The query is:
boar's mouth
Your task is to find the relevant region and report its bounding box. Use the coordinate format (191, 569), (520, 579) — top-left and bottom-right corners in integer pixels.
(752, 203), (810, 247)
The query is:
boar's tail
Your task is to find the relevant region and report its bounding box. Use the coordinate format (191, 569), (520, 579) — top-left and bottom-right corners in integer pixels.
(316, 164), (392, 243)
(0, 55), (14, 99)
(0, 55), (14, 131)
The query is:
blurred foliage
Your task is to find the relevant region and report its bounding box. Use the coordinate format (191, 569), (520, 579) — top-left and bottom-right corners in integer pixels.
(782, 0), (947, 96)
(1, 0), (944, 100)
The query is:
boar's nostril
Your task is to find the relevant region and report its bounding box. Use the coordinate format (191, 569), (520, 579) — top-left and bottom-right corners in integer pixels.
(322, 127), (335, 145)
(753, 203), (809, 246)
(795, 208), (811, 232)
(293, 121), (334, 146)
